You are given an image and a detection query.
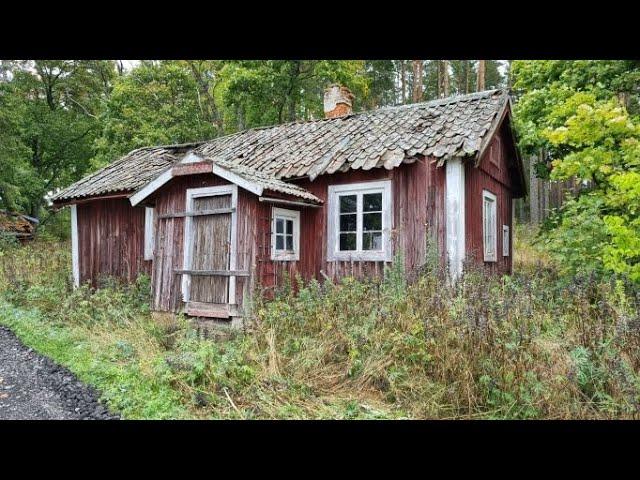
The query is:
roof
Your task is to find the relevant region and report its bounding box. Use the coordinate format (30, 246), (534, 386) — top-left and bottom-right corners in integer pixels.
(211, 158), (322, 203)
(52, 143), (202, 202)
(52, 89), (511, 203)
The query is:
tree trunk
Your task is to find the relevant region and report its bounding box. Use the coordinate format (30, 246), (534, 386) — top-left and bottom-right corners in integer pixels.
(529, 155), (539, 224)
(400, 61), (407, 104)
(412, 60), (423, 102)
(477, 60), (486, 91)
(442, 60), (450, 97)
(465, 60), (470, 94)
(187, 61), (222, 132)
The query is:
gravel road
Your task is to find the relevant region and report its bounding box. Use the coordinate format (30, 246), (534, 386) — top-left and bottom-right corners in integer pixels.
(0, 326), (119, 420)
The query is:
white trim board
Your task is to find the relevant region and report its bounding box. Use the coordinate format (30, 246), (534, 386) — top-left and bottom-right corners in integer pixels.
(70, 204), (80, 288)
(144, 207), (155, 261)
(181, 185), (238, 305)
(445, 158), (465, 280)
(129, 168), (173, 206)
(129, 163), (266, 207)
(211, 164), (263, 197)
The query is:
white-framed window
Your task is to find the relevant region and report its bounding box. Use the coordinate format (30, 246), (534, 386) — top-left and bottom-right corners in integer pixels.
(482, 190), (497, 262)
(271, 207), (300, 261)
(327, 180), (393, 262)
(144, 206), (155, 261)
(502, 225), (510, 257)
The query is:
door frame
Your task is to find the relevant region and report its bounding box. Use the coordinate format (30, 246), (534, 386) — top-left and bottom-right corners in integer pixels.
(181, 184), (238, 304)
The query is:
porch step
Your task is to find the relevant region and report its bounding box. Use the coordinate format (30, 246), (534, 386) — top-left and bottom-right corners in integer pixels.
(185, 301), (231, 319)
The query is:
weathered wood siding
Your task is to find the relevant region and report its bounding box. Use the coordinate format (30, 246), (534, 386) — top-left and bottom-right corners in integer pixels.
(255, 159), (445, 292)
(76, 198), (150, 286)
(150, 174), (257, 313)
(465, 123), (514, 274)
(75, 138), (518, 312)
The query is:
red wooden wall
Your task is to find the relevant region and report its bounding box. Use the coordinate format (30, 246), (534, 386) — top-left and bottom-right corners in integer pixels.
(74, 123), (519, 314)
(254, 158), (446, 293)
(76, 198), (151, 286)
(465, 122), (514, 274)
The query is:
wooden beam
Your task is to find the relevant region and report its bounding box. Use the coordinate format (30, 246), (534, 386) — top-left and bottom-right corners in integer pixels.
(157, 207), (235, 219)
(70, 204), (79, 288)
(51, 192), (131, 209)
(258, 197), (322, 208)
(185, 301), (231, 319)
(174, 269), (250, 277)
(211, 164), (264, 196)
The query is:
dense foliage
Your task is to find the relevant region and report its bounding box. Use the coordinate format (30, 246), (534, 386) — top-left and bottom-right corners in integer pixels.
(1, 234), (639, 419)
(0, 60), (504, 222)
(512, 61), (640, 282)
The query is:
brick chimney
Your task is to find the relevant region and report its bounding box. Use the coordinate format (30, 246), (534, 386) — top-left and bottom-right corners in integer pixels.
(323, 84), (354, 118)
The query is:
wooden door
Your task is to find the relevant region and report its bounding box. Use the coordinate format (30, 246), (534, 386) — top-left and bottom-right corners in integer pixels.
(189, 194), (232, 304)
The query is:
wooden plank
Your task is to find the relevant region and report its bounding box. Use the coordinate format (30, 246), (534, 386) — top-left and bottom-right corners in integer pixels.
(70, 204), (79, 287)
(185, 301), (230, 319)
(172, 161), (212, 177)
(258, 197), (322, 208)
(157, 207), (235, 219)
(174, 269), (249, 277)
(191, 195), (232, 304)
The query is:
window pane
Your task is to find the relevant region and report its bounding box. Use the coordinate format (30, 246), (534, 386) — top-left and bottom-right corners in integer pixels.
(339, 233), (356, 251)
(363, 212), (381, 231)
(363, 193), (382, 212)
(339, 195), (357, 213)
(276, 218), (284, 234)
(363, 232), (383, 251)
(339, 213), (357, 232)
(285, 235), (293, 251)
(276, 235), (284, 250)
(286, 219), (293, 235)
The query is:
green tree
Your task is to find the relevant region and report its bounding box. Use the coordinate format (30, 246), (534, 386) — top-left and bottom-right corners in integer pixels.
(94, 61), (219, 166)
(512, 60), (640, 282)
(0, 60), (115, 217)
(215, 60), (370, 131)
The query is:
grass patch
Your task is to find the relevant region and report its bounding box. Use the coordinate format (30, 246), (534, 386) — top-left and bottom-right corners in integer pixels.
(1, 231), (639, 419)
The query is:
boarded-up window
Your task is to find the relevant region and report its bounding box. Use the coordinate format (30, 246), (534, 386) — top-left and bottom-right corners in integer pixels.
(144, 207), (155, 261)
(483, 190), (497, 262)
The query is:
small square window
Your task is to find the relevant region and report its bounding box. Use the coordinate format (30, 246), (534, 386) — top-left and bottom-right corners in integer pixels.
(271, 207), (300, 261)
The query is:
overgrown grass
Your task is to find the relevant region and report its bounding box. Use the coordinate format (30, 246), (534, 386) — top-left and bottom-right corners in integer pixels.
(1, 228), (639, 419)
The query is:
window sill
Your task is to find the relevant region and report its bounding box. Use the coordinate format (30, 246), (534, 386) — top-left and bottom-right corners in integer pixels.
(271, 252), (299, 262)
(328, 251), (391, 262)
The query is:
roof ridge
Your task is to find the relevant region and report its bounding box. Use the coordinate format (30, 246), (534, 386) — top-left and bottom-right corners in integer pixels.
(192, 89), (505, 147)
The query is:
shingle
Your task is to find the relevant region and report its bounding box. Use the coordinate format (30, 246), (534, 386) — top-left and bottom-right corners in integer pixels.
(52, 90), (508, 203)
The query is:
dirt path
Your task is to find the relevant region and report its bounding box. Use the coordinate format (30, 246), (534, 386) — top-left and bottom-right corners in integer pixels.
(0, 326), (119, 420)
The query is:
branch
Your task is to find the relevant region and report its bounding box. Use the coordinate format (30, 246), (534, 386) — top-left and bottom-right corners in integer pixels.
(66, 94), (98, 119)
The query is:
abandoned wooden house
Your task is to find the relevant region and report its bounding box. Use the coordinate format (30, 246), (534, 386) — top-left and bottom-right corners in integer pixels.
(51, 87), (526, 325)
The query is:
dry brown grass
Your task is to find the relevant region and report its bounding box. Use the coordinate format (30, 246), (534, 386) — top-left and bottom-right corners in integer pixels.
(2, 234), (640, 419)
